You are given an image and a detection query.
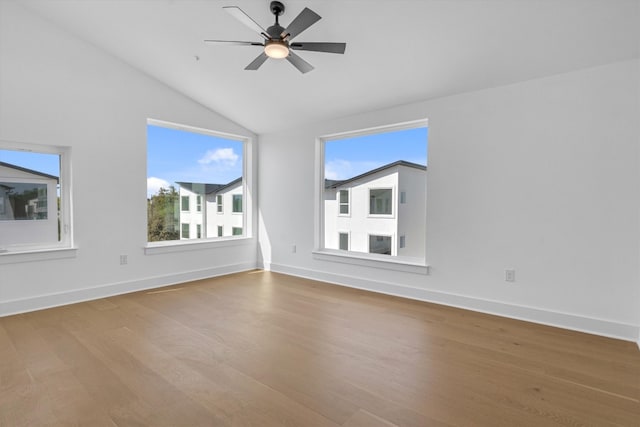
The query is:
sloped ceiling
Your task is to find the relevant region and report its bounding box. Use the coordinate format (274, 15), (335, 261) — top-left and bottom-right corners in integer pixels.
(22, 0), (640, 134)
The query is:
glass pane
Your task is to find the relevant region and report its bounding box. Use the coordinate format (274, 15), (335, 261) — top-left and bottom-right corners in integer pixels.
(370, 188), (392, 215)
(369, 235), (391, 255)
(339, 233), (348, 250)
(147, 123), (244, 242)
(323, 126), (427, 258)
(0, 149), (62, 246)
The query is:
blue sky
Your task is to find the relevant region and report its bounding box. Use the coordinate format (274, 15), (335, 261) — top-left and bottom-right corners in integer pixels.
(0, 150), (60, 176)
(147, 124), (243, 197)
(2, 125), (427, 196)
(325, 127), (428, 180)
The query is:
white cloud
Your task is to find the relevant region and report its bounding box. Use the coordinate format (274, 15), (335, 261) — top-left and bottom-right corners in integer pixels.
(198, 148), (239, 167)
(147, 177), (171, 197)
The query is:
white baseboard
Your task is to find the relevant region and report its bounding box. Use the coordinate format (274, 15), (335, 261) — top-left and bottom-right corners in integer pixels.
(0, 261), (257, 317)
(269, 262), (640, 343)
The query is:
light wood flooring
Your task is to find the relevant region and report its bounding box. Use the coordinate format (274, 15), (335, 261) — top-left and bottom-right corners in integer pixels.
(1, 271), (639, 426)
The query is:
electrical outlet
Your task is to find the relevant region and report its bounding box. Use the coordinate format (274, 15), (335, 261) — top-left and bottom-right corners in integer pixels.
(505, 269), (515, 282)
(120, 254), (128, 265)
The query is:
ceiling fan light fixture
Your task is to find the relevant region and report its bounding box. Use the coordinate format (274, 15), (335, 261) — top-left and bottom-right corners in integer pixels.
(264, 40), (289, 59)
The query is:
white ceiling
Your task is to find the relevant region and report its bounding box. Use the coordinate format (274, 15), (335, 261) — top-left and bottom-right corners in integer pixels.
(22, 0), (640, 134)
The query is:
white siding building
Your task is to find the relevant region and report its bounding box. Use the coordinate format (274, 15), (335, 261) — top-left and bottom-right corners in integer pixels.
(324, 161), (426, 258)
(0, 162), (59, 248)
(177, 178), (243, 240)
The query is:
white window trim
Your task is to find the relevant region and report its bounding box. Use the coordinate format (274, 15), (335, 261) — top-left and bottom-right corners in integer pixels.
(145, 119), (255, 253)
(338, 189), (350, 217)
(314, 118), (428, 271)
(338, 231), (350, 251)
(368, 186), (395, 218)
(368, 233), (395, 256)
(216, 195), (223, 214)
(0, 139), (75, 263)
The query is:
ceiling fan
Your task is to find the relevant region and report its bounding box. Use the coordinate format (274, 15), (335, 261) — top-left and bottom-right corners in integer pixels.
(205, 1), (346, 74)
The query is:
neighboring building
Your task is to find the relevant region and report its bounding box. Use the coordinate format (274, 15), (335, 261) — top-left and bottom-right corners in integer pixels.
(324, 161), (426, 258)
(176, 178), (243, 240)
(0, 161), (59, 247)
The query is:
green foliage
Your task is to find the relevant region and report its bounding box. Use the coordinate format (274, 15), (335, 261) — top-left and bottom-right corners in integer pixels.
(147, 186), (179, 242)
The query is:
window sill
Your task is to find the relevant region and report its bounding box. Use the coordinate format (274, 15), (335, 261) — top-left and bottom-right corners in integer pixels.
(0, 246), (78, 264)
(144, 236), (254, 255)
(312, 249), (429, 274)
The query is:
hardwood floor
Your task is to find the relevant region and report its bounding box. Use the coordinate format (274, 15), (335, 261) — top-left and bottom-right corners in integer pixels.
(1, 271), (638, 426)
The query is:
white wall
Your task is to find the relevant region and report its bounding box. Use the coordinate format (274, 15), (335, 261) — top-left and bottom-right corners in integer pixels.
(0, 2), (258, 314)
(258, 59), (640, 341)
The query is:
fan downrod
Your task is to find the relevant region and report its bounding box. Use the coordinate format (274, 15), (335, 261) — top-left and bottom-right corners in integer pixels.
(270, 1), (285, 17)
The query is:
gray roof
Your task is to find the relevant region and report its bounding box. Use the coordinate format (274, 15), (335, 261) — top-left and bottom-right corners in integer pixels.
(176, 182), (224, 194)
(325, 160), (426, 189)
(0, 161), (59, 182)
(176, 177), (242, 195)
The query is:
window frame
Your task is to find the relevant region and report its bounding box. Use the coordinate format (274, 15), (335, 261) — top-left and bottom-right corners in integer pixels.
(216, 194), (223, 213)
(181, 195), (190, 212)
(145, 119), (255, 254)
(232, 194), (243, 214)
(368, 187), (394, 217)
(313, 119), (429, 274)
(0, 139), (75, 263)
(338, 189), (350, 216)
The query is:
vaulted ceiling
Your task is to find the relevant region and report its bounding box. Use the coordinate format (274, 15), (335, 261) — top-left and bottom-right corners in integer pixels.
(22, 0), (640, 134)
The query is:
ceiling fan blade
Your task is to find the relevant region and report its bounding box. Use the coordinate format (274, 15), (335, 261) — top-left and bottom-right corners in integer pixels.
(245, 52), (269, 71)
(223, 6), (269, 40)
(204, 40), (264, 47)
(290, 42), (346, 54)
(286, 51), (314, 74)
(281, 7), (321, 41)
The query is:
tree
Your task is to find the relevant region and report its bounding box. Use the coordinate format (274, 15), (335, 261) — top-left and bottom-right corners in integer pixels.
(147, 186), (179, 242)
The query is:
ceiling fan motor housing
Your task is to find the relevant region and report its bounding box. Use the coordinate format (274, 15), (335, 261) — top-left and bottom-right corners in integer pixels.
(270, 1), (285, 16)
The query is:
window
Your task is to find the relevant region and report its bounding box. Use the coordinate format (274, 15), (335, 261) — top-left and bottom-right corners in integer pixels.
(216, 195), (223, 213)
(232, 227), (243, 236)
(217, 225), (223, 237)
(369, 188), (392, 215)
(338, 190), (349, 215)
(181, 196), (190, 212)
(147, 120), (249, 244)
(339, 232), (349, 250)
(369, 235), (392, 255)
(318, 120), (427, 263)
(232, 194), (242, 213)
(0, 143), (72, 253)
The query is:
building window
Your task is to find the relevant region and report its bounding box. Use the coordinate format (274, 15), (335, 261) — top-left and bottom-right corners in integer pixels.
(147, 120), (248, 243)
(369, 188), (392, 215)
(0, 143), (72, 252)
(217, 225), (223, 237)
(216, 195), (223, 213)
(339, 232), (349, 250)
(232, 194), (242, 213)
(338, 190), (349, 215)
(399, 235), (406, 248)
(232, 227), (243, 236)
(181, 223), (190, 239)
(181, 196), (190, 212)
(318, 120), (427, 262)
(369, 235), (392, 255)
